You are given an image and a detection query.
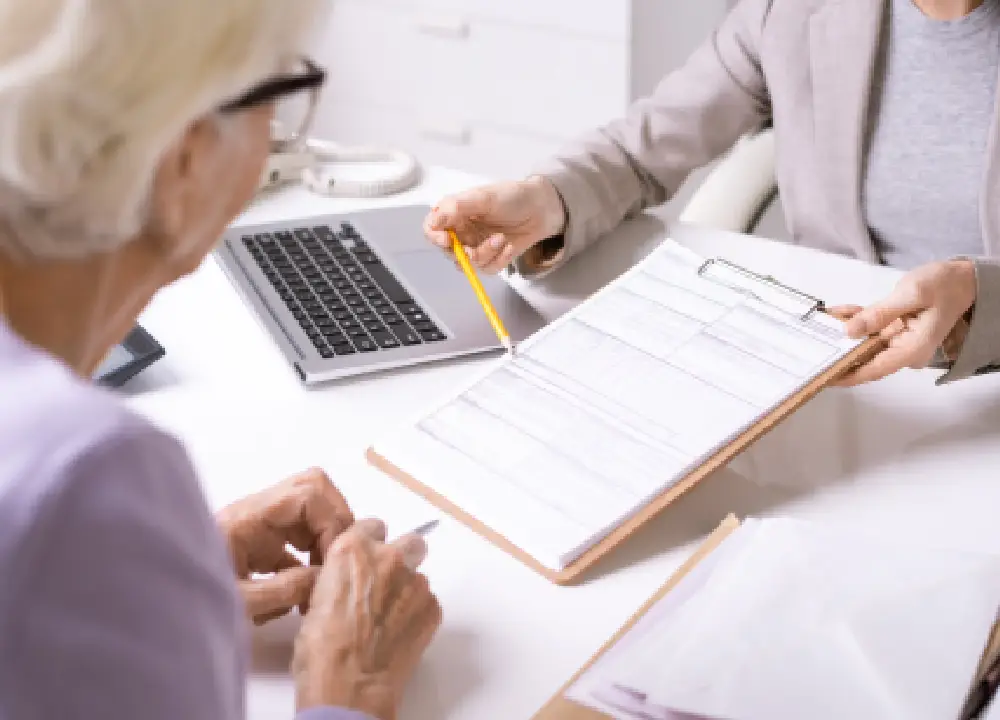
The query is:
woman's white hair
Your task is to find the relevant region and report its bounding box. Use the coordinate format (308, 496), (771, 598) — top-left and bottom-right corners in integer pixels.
(0, 0), (325, 260)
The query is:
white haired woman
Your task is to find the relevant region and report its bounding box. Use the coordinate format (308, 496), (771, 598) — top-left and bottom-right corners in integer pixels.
(0, 3), (439, 720)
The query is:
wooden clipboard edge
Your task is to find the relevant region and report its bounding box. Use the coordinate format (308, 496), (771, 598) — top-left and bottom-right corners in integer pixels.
(532, 514), (743, 720)
(367, 334), (882, 585)
(366, 446), (568, 583)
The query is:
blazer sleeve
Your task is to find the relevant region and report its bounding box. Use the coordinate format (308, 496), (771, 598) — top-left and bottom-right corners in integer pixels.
(515, 0), (775, 278)
(937, 258), (1000, 384)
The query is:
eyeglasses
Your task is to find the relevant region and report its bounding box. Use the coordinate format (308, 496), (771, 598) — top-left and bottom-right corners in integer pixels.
(218, 55), (326, 146)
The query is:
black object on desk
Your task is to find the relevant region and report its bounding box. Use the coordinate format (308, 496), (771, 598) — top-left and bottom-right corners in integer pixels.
(92, 325), (165, 388)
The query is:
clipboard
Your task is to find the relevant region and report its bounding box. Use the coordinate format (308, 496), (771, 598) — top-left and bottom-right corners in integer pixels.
(366, 257), (882, 585)
(532, 514), (1000, 719)
(532, 514), (742, 719)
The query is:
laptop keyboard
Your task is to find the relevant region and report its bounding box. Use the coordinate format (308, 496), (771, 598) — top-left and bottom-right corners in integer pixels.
(241, 223), (446, 359)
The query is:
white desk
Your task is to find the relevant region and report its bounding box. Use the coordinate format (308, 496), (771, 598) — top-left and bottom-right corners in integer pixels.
(126, 167), (1000, 720)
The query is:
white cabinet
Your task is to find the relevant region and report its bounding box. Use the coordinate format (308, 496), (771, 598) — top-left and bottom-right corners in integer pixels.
(308, 0), (730, 178)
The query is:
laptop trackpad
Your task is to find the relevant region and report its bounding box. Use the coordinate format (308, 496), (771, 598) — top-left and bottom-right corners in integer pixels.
(390, 248), (543, 339)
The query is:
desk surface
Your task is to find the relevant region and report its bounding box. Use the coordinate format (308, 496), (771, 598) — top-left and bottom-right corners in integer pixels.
(126, 166), (1000, 720)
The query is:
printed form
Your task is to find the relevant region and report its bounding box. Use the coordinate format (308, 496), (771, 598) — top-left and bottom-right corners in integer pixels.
(374, 241), (862, 572)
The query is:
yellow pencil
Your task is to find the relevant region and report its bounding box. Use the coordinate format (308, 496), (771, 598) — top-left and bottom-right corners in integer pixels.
(448, 229), (514, 353)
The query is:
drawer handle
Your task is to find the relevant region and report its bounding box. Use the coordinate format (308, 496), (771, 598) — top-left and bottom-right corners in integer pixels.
(420, 123), (471, 146)
(416, 16), (470, 39)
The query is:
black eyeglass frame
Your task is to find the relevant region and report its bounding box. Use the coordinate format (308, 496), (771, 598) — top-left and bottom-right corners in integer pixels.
(217, 56), (326, 114)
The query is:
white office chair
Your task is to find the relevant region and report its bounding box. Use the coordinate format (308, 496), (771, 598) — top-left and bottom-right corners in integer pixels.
(679, 128), (778, 234)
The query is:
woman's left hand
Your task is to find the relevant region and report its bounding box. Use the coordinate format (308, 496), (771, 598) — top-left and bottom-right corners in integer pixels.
(216, 467), (354, 625)
(831, 259), (977, 386)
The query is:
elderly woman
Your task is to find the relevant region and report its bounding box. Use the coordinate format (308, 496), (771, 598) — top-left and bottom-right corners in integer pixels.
(0, 2), (438, 720)
(426, 0), (999, 387)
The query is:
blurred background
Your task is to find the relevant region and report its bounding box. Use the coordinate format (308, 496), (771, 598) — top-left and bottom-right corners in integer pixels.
(297, 0), (790, 236)
(301, 1), (774, 214)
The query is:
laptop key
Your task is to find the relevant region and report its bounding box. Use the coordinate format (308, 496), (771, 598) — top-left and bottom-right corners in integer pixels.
(313, 225), (337, 241)
(355, 337), (377, 352)
(392, 328), (422, 346)
(370, 331), (400, 349)
(347, 327), (367, 338)
(385, 315), (404, 325)
(332, 342), (356, 356)
(319, 347), (335, 359)
(419, 329), (446, 342)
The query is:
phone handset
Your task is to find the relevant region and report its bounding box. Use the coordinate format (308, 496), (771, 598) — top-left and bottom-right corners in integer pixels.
(258, 121), (421, 198)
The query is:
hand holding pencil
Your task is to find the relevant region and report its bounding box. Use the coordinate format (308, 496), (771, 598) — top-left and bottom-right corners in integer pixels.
(422, 177), (567, 275)
(448, 228), (514, 352)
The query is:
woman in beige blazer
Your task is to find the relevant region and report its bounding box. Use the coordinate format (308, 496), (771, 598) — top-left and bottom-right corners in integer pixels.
(424, 0), (1000, 386)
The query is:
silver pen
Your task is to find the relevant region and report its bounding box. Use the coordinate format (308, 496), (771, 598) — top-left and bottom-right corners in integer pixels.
(402, 518), (439, 538)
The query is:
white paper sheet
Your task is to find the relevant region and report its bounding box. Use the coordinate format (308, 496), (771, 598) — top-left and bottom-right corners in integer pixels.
(567, 518), (1000, 720)
(373, 241), (862, 571)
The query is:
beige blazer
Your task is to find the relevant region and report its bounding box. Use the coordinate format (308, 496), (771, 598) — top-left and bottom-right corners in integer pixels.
(527, 0), (1000, 383)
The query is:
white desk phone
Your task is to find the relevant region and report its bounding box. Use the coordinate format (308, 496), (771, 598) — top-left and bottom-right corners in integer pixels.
(258, 121), (421, 198)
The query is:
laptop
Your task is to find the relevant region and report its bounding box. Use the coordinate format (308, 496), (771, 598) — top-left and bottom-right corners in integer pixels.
(215, 204), (545, 384)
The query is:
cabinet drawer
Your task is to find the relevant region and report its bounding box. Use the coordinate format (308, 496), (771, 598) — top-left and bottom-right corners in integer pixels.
(314, 101), (564, 179)
(414, 18), (627, 139)
(311, 1), (422, 115)
(312, 2), (628, 140)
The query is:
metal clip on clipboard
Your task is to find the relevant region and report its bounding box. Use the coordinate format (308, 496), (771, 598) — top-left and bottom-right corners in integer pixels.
(696, 257), (826, 322)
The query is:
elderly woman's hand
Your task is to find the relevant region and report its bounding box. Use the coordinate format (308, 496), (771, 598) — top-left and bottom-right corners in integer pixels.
(293, 519), (441, 720)
(833, 259), (977, 386)
(216, 468), (354, 625)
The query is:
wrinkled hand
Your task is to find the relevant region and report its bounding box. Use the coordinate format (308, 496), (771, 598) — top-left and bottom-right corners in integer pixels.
(831, 259), (977, 386)
(216, 468), (354, 625)
(423, 176), (566, 274)
(293, 519), (441, 720)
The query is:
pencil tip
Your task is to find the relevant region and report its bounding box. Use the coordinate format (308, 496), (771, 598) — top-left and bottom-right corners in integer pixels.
(502, 337), (515, 354)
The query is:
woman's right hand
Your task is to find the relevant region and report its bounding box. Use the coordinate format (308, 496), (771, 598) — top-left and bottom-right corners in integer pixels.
(423, 175), (566, 274)
(292, 519), (441, 720)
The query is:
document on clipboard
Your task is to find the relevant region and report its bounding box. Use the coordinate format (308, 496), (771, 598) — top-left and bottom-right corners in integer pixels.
(366, 239), (880, 584)
(535, 515), (1000, 720)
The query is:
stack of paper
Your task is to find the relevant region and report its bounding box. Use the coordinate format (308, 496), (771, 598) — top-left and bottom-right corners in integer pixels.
(565, 518), (1000, 720)
(373, 241), (862, 572)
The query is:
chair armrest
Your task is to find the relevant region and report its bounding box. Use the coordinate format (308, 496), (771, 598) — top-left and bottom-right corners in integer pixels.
(679, 129), (777, 234)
